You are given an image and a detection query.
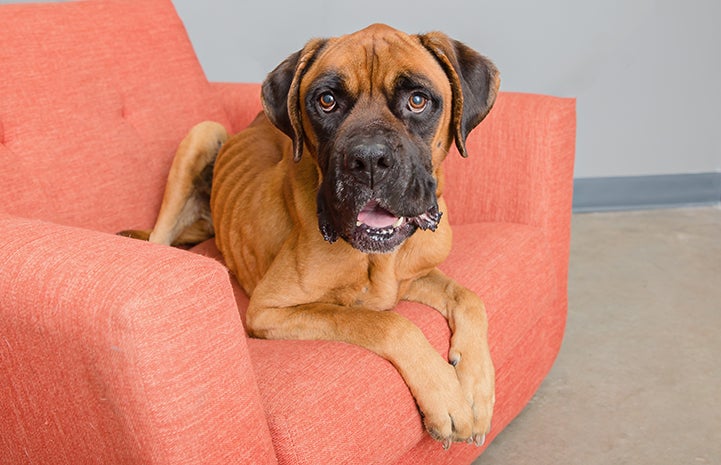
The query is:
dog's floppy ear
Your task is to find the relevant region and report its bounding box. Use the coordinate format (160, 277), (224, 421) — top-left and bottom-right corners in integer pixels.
(417, 32), (500, 158)
(261, 38), (327, 162)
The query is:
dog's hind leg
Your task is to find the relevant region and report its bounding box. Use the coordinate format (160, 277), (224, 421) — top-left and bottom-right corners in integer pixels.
(120, 121), (228, 246)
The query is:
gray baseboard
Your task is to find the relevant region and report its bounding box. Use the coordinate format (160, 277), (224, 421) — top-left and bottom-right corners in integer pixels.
(573, 173), (721, 212)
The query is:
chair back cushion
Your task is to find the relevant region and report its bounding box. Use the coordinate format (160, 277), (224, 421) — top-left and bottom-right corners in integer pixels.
(0, 0), (230, 232)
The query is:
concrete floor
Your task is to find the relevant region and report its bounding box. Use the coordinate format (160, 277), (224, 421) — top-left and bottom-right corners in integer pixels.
(474, 207), (721, 465)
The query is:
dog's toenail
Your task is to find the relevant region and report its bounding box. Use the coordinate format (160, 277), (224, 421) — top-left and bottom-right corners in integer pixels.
(442, 438), (452, 450)
(474, 433), (486, 447)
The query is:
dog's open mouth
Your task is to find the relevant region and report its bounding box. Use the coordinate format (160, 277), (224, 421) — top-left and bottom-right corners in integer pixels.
(350, 199), (442, 253)
(357, 200), (404, 230)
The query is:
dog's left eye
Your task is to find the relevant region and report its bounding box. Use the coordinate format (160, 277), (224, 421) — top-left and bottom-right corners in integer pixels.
(407, 93), (429, 113)
(318, 92), (337, 112)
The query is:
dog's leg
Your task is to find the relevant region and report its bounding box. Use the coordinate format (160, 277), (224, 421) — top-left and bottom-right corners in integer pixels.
(141, 121), (227, 246)
(403, 268), (494, 446)
(246, 300), (475, 448)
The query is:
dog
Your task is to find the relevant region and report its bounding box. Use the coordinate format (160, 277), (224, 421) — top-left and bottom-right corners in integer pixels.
(121, 24), (499, 449)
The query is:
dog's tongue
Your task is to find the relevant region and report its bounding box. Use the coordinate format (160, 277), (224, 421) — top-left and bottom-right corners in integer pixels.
(357, 201), (399, 229)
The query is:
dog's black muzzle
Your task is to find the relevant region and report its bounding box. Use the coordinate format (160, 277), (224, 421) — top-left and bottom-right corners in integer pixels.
(316, 129), (442, 254)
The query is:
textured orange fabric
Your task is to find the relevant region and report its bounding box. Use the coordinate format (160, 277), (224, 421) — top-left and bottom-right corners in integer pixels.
(0, 0), (576, 463)
(210, 82), (264, 134)
(0, 0), (230, 233)
(443, 92), (577, 325)
(0, 215), (277, 464)
(0, 0), (275, 463)
(444, 92), (577, 228)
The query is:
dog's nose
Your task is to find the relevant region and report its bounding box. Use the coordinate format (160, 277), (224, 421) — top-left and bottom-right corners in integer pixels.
(345, 143), (394, 187)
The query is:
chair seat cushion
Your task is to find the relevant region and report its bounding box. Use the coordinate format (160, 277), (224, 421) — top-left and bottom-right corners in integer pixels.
(191, 221), (563, 465)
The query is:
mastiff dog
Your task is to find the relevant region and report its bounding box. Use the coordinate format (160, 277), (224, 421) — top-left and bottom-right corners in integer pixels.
(122, 24), (500, 449)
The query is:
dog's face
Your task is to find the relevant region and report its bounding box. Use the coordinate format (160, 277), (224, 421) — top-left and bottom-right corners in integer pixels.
(262, 24), (499, 254)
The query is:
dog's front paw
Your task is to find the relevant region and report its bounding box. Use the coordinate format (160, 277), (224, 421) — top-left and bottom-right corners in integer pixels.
(411, 358), (478, 449)
(448, 332), (495, 446)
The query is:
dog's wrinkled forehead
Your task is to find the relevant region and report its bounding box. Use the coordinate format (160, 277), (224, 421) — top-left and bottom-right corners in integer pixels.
(300, 24), (451, 102)
(260, 23), (499, 162)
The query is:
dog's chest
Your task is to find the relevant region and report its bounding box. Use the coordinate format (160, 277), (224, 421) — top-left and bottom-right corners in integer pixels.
(327, 256), (412, 311)
(351, 278), (402, 311)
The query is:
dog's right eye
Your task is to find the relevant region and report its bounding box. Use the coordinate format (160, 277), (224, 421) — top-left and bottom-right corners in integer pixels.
(318, 92), (337, 112)
(407, 92), (430, 114)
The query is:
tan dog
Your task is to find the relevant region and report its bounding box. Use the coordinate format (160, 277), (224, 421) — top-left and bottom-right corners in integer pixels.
(122, 24), (499, 449)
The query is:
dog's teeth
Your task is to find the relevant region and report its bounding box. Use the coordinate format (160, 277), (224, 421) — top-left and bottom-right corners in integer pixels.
(356, 221), (363, 227)
(393, 217), (404, 228)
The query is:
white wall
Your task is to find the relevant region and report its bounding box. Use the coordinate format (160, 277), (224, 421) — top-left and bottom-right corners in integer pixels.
(4, 0), (719, 178)
(170, 0), (721, 179)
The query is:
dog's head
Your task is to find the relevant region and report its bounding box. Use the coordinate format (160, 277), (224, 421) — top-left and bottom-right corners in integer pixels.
(261, 24), (499, 254)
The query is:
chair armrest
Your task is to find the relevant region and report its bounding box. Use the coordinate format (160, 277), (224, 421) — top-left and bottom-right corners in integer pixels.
(210, 82), (264, 134)
(442, 92), (576, 303)
(0, 215), (277, 464)
(443, 91), (576, 229)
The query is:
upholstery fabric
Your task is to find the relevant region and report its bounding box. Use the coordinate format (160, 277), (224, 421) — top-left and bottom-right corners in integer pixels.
(0, 0), (230, 233)
(210, 82), (264, 134)
(0, 0), (576, 463)
(0, 215), (277, 465)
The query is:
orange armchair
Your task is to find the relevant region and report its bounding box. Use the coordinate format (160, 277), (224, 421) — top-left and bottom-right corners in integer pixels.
(0, 1), (575, 464)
